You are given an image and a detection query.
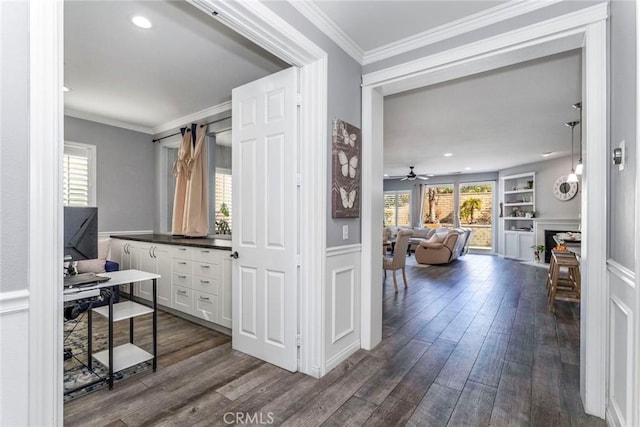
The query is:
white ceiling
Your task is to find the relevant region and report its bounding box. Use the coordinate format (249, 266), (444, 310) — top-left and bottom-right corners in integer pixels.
(64, 1), (287, 131)
(314, 0), (505, 51)
(64, 0), (582, 177)
(383, 50), (582, 178)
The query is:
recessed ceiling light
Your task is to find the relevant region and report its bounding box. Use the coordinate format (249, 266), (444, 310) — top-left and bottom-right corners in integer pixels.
(443, 153), (453, 157)
(427, 174), (434, 177)
(132, 16), (152, 29)
(383, 174), (389, 177)
(465, 167), (471, 170)
(541, 152), (554, 157)
(63, 86), (70, 92)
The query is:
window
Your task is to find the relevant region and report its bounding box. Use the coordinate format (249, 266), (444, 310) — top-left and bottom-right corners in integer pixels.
(422, 184), (454, 227)
(384, 191), (411, 227)
(63, 142), (96, 206)
(214, 169), (232, 234)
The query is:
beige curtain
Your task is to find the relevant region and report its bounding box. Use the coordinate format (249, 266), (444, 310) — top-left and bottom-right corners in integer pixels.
(172, 124), (209, 237)
(171, 127), (192, 235)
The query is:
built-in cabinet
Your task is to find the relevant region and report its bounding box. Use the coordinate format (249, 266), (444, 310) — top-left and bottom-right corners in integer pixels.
(110, 238), (231, 330)
(501, 172), (535, 261)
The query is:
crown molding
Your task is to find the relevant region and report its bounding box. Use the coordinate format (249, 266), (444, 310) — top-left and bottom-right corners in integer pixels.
(64, 109), (153, 134)
(362, 2), (607, 88)
(363, 0), (563, 65)
(288, 1), (364, 64)
(151, 100), (232, 135)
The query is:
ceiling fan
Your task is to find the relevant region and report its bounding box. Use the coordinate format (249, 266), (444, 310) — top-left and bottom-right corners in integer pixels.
(400, 166), (429, 181)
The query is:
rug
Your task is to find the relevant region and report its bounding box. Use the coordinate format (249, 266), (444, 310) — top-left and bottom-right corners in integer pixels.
(63, 313), (151, 401)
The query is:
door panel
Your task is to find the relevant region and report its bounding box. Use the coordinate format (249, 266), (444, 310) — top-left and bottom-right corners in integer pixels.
(232, 67), (298, 371)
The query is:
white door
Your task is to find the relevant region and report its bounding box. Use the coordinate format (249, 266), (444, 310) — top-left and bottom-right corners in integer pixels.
(232, 67), (298, 371)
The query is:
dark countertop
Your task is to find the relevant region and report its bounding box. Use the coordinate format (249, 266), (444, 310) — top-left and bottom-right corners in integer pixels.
(110, 234), (232, 250)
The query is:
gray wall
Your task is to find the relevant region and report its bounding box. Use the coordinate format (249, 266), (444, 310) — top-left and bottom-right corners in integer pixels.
(0, 2), (29, 293)
(499, 156), (581, 220)
(363, 1), (606, 75)
(609, 0), (637, 270)
(263, 2), (363, 247)
(65, 116), (155, 232)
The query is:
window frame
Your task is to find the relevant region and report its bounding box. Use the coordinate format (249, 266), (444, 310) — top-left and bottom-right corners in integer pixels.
(63, 141), (97, 207)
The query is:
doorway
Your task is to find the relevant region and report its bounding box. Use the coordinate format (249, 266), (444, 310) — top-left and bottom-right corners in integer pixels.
(29, 0), (329, 422)
(362, 6), (608, 418)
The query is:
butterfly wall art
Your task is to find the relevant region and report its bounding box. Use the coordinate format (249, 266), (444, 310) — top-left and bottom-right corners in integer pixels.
(332, 118), (361, 218)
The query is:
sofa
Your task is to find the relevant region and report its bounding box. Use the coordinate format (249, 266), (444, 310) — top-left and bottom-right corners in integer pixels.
(384, 226), (458, 253)
(414, 227), (473, 265)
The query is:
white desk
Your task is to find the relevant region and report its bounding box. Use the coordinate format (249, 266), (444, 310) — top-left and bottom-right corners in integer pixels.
(65, 269), (160, 390)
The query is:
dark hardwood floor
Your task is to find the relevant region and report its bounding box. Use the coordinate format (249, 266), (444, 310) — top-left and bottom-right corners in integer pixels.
(64, 255), (604, 426)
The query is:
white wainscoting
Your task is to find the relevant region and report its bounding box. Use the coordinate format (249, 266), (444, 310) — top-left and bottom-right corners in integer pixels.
(0, 290), (30, 426)
(606, 260), (637, 427)
(324, 244), (361, 374)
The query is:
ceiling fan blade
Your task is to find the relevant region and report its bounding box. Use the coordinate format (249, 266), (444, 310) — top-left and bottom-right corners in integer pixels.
(418, 176), (429, 180)
(400, 177), (408, 181)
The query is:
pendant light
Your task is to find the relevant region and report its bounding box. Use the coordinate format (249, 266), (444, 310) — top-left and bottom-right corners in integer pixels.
(566, 121), (579, 183)
(573, 102), (583, 175)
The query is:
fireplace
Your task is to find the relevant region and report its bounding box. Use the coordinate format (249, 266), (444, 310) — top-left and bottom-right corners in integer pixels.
(544, 229), (573, 263)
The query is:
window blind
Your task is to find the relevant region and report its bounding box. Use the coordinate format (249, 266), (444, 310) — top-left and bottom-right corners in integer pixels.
(63, 145), (91, 206)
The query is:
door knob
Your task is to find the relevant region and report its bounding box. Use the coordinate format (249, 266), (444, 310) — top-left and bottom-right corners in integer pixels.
(230, 251), (239, 259)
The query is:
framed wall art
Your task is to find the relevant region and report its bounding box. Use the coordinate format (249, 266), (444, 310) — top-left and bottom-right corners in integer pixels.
(332, 118), (361, 218)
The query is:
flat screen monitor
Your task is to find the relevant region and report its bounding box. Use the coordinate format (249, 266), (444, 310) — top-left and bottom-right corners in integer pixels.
(64, 207), (98, 260)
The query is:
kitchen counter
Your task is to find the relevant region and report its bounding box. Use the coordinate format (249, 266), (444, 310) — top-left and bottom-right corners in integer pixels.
(110, 234), (232, 250)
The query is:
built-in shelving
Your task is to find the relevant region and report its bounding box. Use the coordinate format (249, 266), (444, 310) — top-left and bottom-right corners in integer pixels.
(502, 172), (535, 260)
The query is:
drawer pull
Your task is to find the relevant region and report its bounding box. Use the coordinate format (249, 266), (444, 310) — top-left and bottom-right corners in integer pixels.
(178, 274), (187, 279)
(178, 248), (187, 251)
(178, 262), (187, 265)
(199, 296), (210, 301)
(201, 250), (210, 254)
(200, 265), (210, 269)
(177, 290), (187, 295)
(200, 280), (210, 284)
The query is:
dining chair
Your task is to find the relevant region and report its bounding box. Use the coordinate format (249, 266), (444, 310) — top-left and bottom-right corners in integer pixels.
(383, 229), (413, 292)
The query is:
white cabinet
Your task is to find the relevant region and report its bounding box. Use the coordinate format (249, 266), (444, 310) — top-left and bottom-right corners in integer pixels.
(219, 257), (232, 328)
(169, 245), (231, 326)
(110, 237), (232, 330)
(136, 243), (171, 307)
(502, 172), (535, 260)
(504, 231), (534, 261)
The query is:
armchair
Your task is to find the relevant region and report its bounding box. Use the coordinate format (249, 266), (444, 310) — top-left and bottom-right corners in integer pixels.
(415, 229), (462, 265)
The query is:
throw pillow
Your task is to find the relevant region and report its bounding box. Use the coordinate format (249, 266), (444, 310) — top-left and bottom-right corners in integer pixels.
(75, 239), (111, 274)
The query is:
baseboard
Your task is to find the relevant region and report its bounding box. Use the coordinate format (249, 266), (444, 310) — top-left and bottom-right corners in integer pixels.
(324, 339), (361, 374)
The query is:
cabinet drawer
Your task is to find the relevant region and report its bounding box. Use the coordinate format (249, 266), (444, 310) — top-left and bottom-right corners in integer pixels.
(172, 258), (193, 274)
(172, 272), (192, 288)
(193, 262), (217, 279)
(172, 285), (192, 314)
(192, 248), (217, 264)
(193, 291), (218, 322)
(192, 275), (218, 295)
(172, 246), (192, 259)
